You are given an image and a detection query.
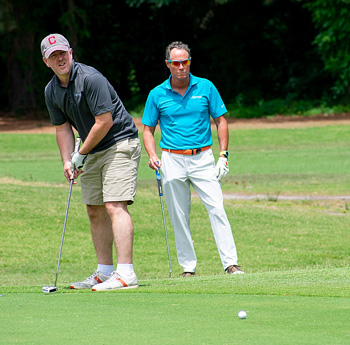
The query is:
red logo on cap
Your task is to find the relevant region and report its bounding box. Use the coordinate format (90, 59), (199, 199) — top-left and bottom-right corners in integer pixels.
(48, 36), (57, 45)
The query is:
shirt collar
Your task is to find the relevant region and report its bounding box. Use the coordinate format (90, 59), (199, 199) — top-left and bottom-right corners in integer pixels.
(70, 59), (78, 81)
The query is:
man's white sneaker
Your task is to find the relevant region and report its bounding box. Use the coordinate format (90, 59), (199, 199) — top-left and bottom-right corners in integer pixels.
(70, 270), (110, 289)
(92, 271), (139, 291)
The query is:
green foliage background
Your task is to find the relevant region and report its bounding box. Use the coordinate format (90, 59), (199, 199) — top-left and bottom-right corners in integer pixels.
(1, 0), (350, 115)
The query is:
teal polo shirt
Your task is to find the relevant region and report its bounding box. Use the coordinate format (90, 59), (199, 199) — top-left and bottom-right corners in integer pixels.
(142, 73), (227, 150)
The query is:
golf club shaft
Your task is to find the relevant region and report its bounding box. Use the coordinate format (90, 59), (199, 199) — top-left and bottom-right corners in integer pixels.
(54, 177), (74, 286)
(54, 136), (81, 287)
(156, 167), (172, 278)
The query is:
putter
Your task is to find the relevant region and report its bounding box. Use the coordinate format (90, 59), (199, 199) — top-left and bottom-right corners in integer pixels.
(156, 166), (173, 278)
(42, 137), (82, 293)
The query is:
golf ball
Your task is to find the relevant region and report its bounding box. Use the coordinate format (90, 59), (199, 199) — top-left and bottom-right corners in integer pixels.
(238, 310), (247, 319)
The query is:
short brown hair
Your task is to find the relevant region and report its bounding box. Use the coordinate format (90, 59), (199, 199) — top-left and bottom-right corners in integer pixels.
(165, 41), (191, 60)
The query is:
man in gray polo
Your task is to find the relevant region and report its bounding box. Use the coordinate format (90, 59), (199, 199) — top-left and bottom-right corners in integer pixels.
(41, 33), (141, 291)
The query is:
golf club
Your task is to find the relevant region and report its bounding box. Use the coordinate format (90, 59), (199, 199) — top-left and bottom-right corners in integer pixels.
(155, 165), (172, 278)
(42, 137), (82, 293)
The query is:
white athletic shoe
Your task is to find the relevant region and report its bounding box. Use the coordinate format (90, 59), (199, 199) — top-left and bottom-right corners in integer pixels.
(92, 271), (139, 291)
(70, 270), (110, 289)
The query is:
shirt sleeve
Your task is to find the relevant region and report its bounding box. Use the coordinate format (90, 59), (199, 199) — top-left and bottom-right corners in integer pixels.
(142, 90), (159, 127)
(84, 73), (114, 116)
(44, 87), (67, 126)
(208, 82), (227, 119)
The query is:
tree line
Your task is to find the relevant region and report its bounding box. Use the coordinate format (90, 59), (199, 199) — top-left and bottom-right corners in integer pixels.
(1, 0), (349, 116)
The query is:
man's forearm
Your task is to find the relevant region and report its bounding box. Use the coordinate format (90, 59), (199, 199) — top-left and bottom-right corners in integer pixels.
(143, 125), (161, 170)
(56, 123), (75, 164)
(142, 126), (157, 158)
(216, 116), (229, 152)
(79, 122), (111, 154)
(79, 112), (113, 155)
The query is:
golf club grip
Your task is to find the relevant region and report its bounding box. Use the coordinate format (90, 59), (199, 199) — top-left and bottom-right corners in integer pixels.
(157, 178), (163, 196)
(71, 137), (82, 177)
(155, 167), (161, 180)
(74, 137), (82, 154)
(155, 165), (163, 196)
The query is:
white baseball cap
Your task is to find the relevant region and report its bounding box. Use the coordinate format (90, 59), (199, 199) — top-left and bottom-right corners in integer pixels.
(41, 33), (70, 59)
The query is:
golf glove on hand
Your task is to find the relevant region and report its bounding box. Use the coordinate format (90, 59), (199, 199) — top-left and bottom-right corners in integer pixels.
(215, 157), (229, 181)
(71, 151), (87, 170)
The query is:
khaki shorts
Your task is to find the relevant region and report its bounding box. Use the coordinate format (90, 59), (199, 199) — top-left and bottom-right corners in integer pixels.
(80, 138), (141, 205)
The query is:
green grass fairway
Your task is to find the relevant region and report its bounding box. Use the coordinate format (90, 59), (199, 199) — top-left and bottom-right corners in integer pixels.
(1, 125), (350, 344)
(1, 291), (348, 345)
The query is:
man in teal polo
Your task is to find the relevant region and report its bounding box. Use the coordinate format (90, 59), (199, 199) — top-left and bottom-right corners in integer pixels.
(142, 41), (244, 277)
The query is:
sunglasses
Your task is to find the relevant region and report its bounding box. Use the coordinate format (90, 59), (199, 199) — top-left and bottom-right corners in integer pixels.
(167, 58), (191, 67)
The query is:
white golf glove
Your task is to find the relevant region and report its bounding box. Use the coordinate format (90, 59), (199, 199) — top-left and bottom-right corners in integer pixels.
(215, 157), (229, 181)
(71, 151), (87, 170)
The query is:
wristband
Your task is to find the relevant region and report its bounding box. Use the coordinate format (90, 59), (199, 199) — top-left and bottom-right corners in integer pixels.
(219, 151), (229, 158)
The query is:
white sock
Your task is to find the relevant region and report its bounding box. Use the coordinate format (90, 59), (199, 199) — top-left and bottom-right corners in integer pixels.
(97, 264), (114, 276)
(116, 263), (135, 277)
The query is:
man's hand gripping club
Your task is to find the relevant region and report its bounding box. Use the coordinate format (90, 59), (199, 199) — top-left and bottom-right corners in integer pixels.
(71, 150), (87, 171)
(71, 137), (86, 177)
(65, 137), (84, 182)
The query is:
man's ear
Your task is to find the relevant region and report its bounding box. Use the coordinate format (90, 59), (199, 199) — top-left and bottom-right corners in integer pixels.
(42, 57), (50, 67)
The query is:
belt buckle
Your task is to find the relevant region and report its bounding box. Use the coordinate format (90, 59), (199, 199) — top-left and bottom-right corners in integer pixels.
(182, 148), (201, 155)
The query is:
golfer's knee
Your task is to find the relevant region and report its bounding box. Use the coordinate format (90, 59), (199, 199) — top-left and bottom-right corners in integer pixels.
(207, 205), (226, 218)
(105, 201), (128, 217)
(86, 204), (106, 221)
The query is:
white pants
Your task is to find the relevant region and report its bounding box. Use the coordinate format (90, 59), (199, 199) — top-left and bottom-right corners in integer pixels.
(161, 149), (239, 272)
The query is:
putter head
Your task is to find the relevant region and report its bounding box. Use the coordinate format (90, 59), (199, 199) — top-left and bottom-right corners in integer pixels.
(42, 286), (58, 293)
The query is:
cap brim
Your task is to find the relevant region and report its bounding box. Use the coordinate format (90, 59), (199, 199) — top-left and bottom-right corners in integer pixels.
(44, 45), (69, 59)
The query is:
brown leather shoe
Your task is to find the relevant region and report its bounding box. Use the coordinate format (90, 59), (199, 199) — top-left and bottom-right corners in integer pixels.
(225, 265), (244, 274)
(181, 272), (196, 277)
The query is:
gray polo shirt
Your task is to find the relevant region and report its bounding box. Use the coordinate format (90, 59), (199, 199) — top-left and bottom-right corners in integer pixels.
(44, 61), (138, 154)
